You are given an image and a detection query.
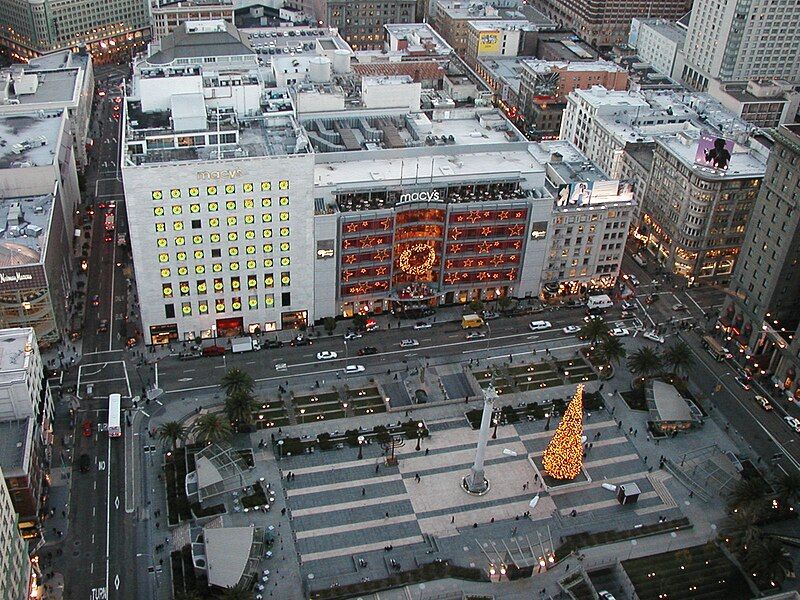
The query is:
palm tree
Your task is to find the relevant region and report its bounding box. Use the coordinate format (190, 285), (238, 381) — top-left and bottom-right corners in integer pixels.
(742, 537), (792, 586)
(627, 347), (663, 382)
(220, 368), (254, 397)
(194, 413), (232, 444)
(225, 389), (255, 427)
(595, 336), (627, 366)
(218, 585), (252, 600)
(724, 506), (766, 552)
(580, 318), (610, 345)
(771, 470), (800, 508)
(661, 341), (695, 378)
(728, 478), (770, 514)
(157, 421), (187, 450)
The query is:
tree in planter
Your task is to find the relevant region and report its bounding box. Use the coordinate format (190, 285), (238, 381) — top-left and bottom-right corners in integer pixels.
(594, 336), (627, 366)
(157, 421), (187, 450)
(727, 478), (770, 515)
(498, 296), (513, 313)
(353, 313), (367, 331)
(194, 413), (232, 444)
(579, 319), (609, 346)
(469, 299), (484, 314)
(323, 316), (337, 335)
(772, 470), (800, 508)
(220, 368), (255, 397)
(742, 537), (792, 587)
(724, 506), (766, 553)
(224, 390), (256, 428)
(627, 347), (663, 384)
(661, 341), (695, 378)
(218, 584), (253, 600)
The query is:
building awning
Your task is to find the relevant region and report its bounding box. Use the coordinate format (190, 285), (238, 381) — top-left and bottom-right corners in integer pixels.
(205, 526), (255, 589)
(646, 380), (692, 423)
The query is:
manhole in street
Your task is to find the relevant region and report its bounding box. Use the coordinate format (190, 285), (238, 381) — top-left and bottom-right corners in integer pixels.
(73, 540), (81, 546)
(73, 550), (80, 557)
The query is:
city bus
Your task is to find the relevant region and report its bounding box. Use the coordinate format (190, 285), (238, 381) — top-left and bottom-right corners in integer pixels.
(107, 393), (122, 437)
(103, 212), (115, 242)
(702, 335), (732, 362)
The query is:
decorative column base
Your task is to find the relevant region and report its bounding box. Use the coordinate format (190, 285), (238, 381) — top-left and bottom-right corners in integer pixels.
(462, 469), (490, 496)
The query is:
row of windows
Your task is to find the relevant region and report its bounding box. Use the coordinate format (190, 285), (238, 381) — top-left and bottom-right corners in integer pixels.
(157, 254), (287, 272)
(164, 294), (278, 317)
(156, 230), (291, 248)
(155, 214), (290, 231)
(152, 197), (289, 215)
(161, 273), (291, 297)
(151, 181), (289, 200)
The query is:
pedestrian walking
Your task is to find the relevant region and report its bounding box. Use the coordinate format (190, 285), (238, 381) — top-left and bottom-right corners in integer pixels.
(451, 515), (455, 524)
(385, 512), (389, 518)
(362, 488), (366, 496)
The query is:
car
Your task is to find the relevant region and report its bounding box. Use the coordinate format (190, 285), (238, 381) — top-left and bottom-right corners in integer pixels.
(97, 319), (109, 333)
(784, 415), (800, 432)
(628, 274), (640, 286)
(91, 294), (100, 306)
(112, 104), (120, 111)
(466, 332), (486, 339)
(316, 351), (338, 360)
(643, 331), (665, 344)
(645, 294), (659, 305)
(344, 331), (362, 340)
(562, 325), (581, 334)
(291, 335), (311, 346)
(266, 339), (283, 349)
(735, 375), (752, 390)
(755, 395), (773, 411)
(358, 346), (378, 356)
(202, 345), (226, 356)
(482, 311), (500, 320)
(400, 339), (419, 348)
(97, 90), (106, 97)
(275, 363), (287, 371)
(529, 320), (552, 331)
(179, 351), (202, 361)
(79, 453), (91, 473)
(621, 300), (637, 311)
(365, 319), (379, 332)
(598, 593), (617, 600)
(112, 112), (120, 119)
(609, 328), (630, 337)
(413, 322), (432, 329)
(82, 420), (93, 437)
(80, 259), (89, 271)
(672, 302), (687, 311)
(585, 307), (606, 316)
(584, 315), (604, 323)
(344, 365), (365, 374)
(113, 96), (122, 104)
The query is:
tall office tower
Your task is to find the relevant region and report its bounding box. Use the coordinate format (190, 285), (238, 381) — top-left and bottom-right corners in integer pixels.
(680, 0), (800, 90)
(529, 0), (690, 48)
(721, 124), (800, 398)
(324, 0), (417, 49)
(0, 467), (31, 600)
(0, 0), (150, 62)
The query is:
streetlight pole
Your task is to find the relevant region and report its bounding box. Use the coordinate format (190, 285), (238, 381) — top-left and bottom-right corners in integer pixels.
(299, 408), (305, 425)
(277, 439), (283, 460)
(544, 411), (552, 431)
(357, 435), (365, 459)
(415, 422), (423, 451)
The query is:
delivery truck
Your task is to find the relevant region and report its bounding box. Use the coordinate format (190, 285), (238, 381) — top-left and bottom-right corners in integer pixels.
(461, 314), (485, 329)
(231, 337), (261, 353)
(586, 294), (613, 310)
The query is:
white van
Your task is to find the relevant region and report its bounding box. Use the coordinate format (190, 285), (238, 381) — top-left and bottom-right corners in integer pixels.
(529, 320), (552, 331)
(586, 294), (613, 310)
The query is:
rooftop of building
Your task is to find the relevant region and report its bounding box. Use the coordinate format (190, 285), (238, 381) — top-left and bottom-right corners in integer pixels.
(27, 48), (91, 72)
(147, 20), (253, 64)
(0, 66), (80, 108)
(521, 58), (626, 74)
(537, 36), (598, 61)
(656, 130), (767, 179)
(468, 19), (538, 32)
(716, 79), (799, 104)
(0, 418), (32, 476)
(634, 18), (686, 44)
(383, 23), (453, 55)
(352, 61), (445, 82)
(0, 112), (63, 168)
(0, 328), (35, 383)
(0, 194), (54, 266)
(155, 0), (233, 8)
(241, 26), (349, 55)
(476, 56), (524, 94)
(570, 85), (651, 109)
(437, 0), (526, 21)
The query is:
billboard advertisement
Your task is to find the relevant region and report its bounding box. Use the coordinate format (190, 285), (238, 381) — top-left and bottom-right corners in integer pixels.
(478, 31), (501, 54)
(695, 134), (734, 170)
(555, 181), (634, 207)
(556, 182), (594, 207)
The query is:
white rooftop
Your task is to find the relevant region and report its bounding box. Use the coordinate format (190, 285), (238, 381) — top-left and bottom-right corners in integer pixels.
(635, 18), (687, 44)
(571, 86), (650, 110)
(0, 328), (35, 385)
(0, 195), (54, 265)
(468, 19), (536, 31)
(657, 132), (767, 179)
(204, 526), (255, 589)
(0, 112), (63, 168)
(521, 59), (626, 74)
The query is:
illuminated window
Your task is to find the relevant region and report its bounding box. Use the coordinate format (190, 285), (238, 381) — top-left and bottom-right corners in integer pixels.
(279, 242), (290, 252)
(248, 295), (258, 309)
(212, 263), (223, 273)
(280, 257), (290, 267)
(177, 266), (189, 276)
(228, 232), (238, 242)
(230, 260), (240, 271)
(188, 187), (200, 197)
(245, 245), (256, 255)
(170, 189), (181, 199)
(199, 300), (208, 314)
(192, 235), (203, 245)
(244, 198), (254, 209)
(162, 284), (173, 298)
(278, 180), (289, 190)
(262, 214), (273, 223)
(263, 229), (273, 238)
(155, 223), (165, 232)
(265, 294), (275, 307)
(215, 299), (225, 313)
(173, 222), (184, 231)
(227, 216), (237, 226)
(171, 205), (182, 215)
(213, 278), (224, 292)
(158, 253), (169, 263)
(225, 184), (235, 194)
(208, 202), (218, 212)
(209, 217), (219, 227)
(244, 214), (255, 224)
(226, 200), (236, 211)
(281, 272), (290, 286)
(261, 198), (272, 207)
(152, 190), (163, 200)
(160, 268), (170, 278)
(195, 265), (206, 274)
(207, 186), (217, 196)
(153, 206), (165, 216)
(261, 182), (271, 191)
(244, 230), (256, 240)
(279, 196), (289, 206)
(181, 302), (192, 316)
(175, 236), (185, 246)
(189, 203), (200, 213)
(263, 244), (273, 253)
(263, 258), (273, 268)
(279, 227), (289, 237)
(264, 275), (274, 287)
(232, 297), (242, 311)
(179, 282), (190, 296)
(157, 238), (167, 247)
(279, 212), (289, 221)
(210, 233), (221, 243)
(194, 250), (204, 260)
(246, 259), (256, 269)
(231, 277), (241, 291)
(197, 280), (207, 294)
(247, 275), (257, 289)
(243, 183), (254, 193)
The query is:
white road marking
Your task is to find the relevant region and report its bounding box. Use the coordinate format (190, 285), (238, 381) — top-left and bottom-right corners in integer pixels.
(105, 437), (112, 597)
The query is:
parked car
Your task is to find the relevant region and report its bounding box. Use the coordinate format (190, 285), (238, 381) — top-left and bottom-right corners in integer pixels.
(466, 332), (486, 340)
(358, 346), (378, 356)
(316, 351), (338, 360)
(529, 320), (552, 332)
(645, 294), (659, 305)
(735, 375), (753, 390)
(202, 345), (226, 356)
(598, 593), (617, 600)
(92, 294), (100, 306)
(755, 395), (773, 411)
(97, 319), (109, 333)
(621, 300), (637, 311)
(400, 339), (419, 348)
(784, 415), (800, 432)
(266, 339), (283, 349)
(79, 453), (91, 473)
(179, 351), (202, 361)
(562, 325), (581, 335)
(642, 331), (665, 344)
(672, 302), (687, 311)
(344, 331), (362, 340)
(291, 335), (312, 346)
(413, 322), (432, 329)
(609, 328), (630, 337)
(481, 311), (500, 320)
(82, 420), (93, 437)
(344, 365), (365, 374)
(365, 319), (379, 332)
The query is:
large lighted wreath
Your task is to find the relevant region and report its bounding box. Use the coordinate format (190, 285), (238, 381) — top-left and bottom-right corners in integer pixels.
(399, 243), (436, 276)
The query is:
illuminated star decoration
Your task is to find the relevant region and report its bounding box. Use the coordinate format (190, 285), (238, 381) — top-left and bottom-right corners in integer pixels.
(477, 271), (490, 281)
(344, 254), (356, 264)
(542, 385), (584, 480)
(498, 210), (509, 220)
(463, 258), (474, 268)
(477, 241), (492, 254)
(343, 240), (352, 250)
(449, 243), (462, 253)
(450, 227), (462, 240)
(506, 268), (517, 280)
(509, 224), (524, 236)
(360, 237), (375, 249)
(466, 211), (482, 224)
(490, 254), (505, 267)
(445, 272), (461, 285)
(380, 218), (391, 230)
(376, 266), (387, 276)
(342, 270), (354, 282)
(481, 226), (492, 237)
(374, 249), (389, 261)
(346, 223), (359, 233)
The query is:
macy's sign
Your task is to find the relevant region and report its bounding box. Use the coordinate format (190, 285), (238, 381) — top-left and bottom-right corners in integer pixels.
(399, 190), (441, 203)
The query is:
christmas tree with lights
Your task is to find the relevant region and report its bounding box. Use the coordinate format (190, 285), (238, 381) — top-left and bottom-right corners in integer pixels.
(542, 384), (584, 480)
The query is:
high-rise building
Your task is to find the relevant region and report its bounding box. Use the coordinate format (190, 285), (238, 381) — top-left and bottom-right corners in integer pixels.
(0, 0), (150, 62)
(628, 18), (686, 79)
(433, 0), (525, 56)
(720, 124), (800, 397)
(0, 467), (30, 600)
(679, 0), (800, 90)
(151, 0), (235, 42)
(324, 0), (417, 49)
(529, 0), (690, 48)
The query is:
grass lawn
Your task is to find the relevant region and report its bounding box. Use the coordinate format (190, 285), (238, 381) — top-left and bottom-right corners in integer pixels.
(346, 386), (381, 399)
(254, 415), (291, 429)
(241, 481), (268, 509)
(294, 391), (340, 406)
